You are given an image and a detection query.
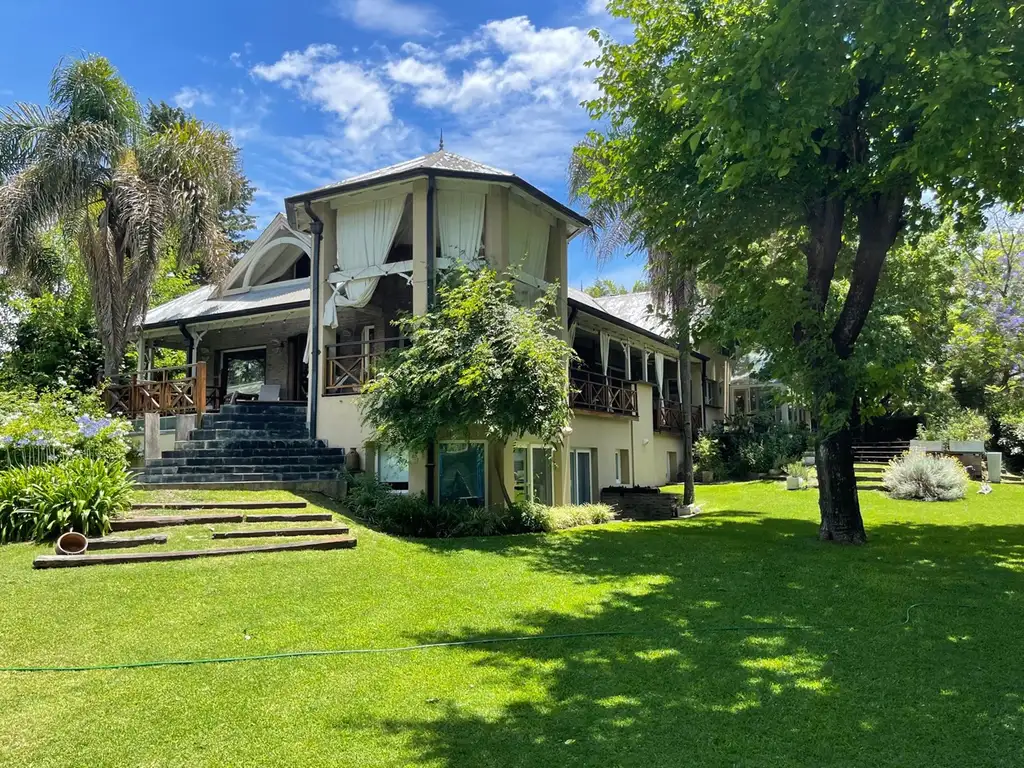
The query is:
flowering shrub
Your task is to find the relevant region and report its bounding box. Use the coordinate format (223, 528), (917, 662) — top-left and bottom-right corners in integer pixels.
(882, 451), (969, 502)
(916, 407), (991, 444)
(0, 388), (132, 469)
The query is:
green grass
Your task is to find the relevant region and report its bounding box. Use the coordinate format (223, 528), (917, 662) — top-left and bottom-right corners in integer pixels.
(1, 483), (1023, 767)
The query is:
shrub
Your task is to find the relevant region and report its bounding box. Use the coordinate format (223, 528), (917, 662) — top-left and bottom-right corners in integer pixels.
(916, 407), (991, 444)
(0, 387), (132, 469)
(693, 435), (725, 477)
(344, 474), (613, 538)
(784, 461), (817, 484)
(882, 451), (969, 502)
(710, 414), (809, 478)
(0, 456), (134, 543)
(997, 412), (1024, 472)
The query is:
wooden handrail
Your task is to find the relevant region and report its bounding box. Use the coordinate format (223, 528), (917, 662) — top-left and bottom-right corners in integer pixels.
(325, 336), (410, 396)
(104, 362), (208, 418)
(569, 367), (638, 417)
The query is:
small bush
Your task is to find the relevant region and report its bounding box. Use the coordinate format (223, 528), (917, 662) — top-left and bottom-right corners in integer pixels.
(916, 407), (991, 444)
(0, 456), (134, 543)
(693, 435), (725, 477)
(709, 414), (809, 478)
(345, 474), (612, 538)
(784, 461), (816, 483)
(882, 451), (969, 502)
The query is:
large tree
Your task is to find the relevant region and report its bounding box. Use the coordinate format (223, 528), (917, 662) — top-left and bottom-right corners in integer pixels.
(581, 0), (1024, 542)
(0, 55), (247, 375)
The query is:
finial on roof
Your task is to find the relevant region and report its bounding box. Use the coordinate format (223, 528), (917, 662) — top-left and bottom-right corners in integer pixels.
(439, 130), (444, 151)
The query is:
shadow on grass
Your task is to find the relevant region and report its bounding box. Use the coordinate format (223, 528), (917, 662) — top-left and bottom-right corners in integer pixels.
(367, 512), (1024, 767)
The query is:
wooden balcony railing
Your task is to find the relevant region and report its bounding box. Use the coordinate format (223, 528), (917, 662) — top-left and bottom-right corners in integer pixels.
(655, 401), (703, 434)
(325, 336), (409, 396)
(105, 363), (208, 419)
(570, 367), (638, 417)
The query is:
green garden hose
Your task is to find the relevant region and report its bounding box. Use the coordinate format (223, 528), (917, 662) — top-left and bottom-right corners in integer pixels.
(0, 602), (977, 674)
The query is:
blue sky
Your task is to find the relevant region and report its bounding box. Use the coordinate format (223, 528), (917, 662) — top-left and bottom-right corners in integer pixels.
(0, 0), (645, 290)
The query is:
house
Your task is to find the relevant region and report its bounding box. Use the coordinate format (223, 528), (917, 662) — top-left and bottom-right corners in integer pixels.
(729, 355), (811, 427)
(131, 149), (734, 504)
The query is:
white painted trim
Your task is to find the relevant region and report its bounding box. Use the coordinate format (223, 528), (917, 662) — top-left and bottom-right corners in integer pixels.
(569, 449), (594, 505)
(328, 181), (414, 207)
(221, 213), (311, 292)
(242, 236), (312, 289)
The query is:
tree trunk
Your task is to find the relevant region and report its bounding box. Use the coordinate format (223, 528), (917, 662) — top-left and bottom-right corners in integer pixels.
(816, 425), (866, 544)
(677, 271), (696, 506)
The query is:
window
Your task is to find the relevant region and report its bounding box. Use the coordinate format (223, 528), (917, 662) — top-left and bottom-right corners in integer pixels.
(513, 445), (554, 505)
(570, 449), (593, 504)
(616, 449), (631, 485)
(734, 389), (747, 414)
(667, 451), (679, 483)
(439, 442), (486, 507)
(377, 447), (409, 490)
(222, 348), (267, 396)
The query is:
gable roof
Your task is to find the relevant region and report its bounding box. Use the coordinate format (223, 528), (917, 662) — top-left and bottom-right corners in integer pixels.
(284, 149), (590, 232)
(143, 281), (310, 330)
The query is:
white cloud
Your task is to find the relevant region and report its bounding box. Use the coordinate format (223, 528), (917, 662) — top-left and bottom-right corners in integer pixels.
(251, 44), (339, 83)
(586, 0), (607, 15)
(335, 0), (436, 36)
(173, 87), (214, 109)
(251, 45), (392, 141)
(385, 58), (447, 88)
(229, 52), (243, 68)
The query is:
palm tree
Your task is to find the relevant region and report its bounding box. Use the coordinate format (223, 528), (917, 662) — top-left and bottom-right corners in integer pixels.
(0, 55), (245, 375)
(568, 138), (699, 506)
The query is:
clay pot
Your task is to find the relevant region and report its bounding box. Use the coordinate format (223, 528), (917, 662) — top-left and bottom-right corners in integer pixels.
(345, 448), (362, 473)
(56, 531), (88, 556)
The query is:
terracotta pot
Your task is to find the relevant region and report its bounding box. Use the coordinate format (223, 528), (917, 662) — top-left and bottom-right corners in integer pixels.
(345, 448), (362, 473)
(56, 531), (88, 556)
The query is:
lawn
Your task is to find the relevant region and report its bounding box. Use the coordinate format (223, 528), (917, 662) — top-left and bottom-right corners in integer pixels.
(1, 481), (1022, 767)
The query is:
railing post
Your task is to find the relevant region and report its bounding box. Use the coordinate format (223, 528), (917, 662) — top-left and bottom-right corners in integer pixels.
(195, 362), (207, 420)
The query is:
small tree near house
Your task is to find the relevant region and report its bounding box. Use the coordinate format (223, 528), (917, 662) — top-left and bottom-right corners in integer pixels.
(359, 268), (576, 505)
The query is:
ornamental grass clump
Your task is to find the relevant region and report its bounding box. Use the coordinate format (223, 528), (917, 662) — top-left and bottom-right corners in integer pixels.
(882, 451), (969, 502)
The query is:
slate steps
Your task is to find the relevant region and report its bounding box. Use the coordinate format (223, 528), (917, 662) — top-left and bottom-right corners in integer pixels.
(138, 402), (346, 487)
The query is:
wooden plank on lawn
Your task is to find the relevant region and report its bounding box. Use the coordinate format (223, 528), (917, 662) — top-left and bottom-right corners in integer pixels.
(243, 512), (333, 523)
(132, 501), (308, 511)
(33, 537), (357, 569)
(111, 514), (244, 531)
(86, 534), (168, 550)
(212, 526), (349, 540)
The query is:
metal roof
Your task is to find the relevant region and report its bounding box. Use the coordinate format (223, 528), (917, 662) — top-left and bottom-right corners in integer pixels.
(590, 291), (672, 338)
(143, 282), (310, 330)
(284, 149), (591, 231)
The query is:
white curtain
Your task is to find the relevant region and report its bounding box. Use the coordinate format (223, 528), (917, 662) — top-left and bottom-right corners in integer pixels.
(509, 202), (550, 280)
(642, 350), (650, 382)
(621, 341), (632, 380)
(600, 331), (611, 377)
(326, 195), (407, 326)
(302, 322), (312, 365)
(438, 190), (485, 266)
(655, 352), (665, 398)
(569, 322), (578, 347)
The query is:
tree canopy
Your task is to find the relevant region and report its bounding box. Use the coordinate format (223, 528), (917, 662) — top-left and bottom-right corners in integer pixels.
(578, 0), (1024, 542)
(0, 55), (248, 374)
(360, 269), (575, 463)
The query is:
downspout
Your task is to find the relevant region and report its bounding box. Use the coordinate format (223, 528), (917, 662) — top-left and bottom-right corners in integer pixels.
(425, 174), (437, 504)
(304, 201), (324, 441)
(700, 358), (709, 434)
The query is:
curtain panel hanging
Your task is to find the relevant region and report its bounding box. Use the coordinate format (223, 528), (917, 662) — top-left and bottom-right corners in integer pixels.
(600, 331), (611, 378)
(325, 194), (407, 327)
(654, 352), (665, 398)
(438, 190), (485, 266)
(509, 202), (550, 280)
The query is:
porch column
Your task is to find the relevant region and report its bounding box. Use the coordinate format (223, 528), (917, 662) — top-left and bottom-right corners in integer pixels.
(136, 336), (147, 373)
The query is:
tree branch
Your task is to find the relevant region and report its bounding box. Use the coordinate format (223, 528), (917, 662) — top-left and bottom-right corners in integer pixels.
(832, 189), (906, 358)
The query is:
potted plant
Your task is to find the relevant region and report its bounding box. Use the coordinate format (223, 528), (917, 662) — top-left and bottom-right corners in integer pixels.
(912, 409), (990, 454)
(694, 434), (724, 484)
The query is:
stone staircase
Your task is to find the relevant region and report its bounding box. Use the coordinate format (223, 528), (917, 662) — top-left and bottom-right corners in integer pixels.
(853, 440), (910, 464)
(136, 403), (346, 490)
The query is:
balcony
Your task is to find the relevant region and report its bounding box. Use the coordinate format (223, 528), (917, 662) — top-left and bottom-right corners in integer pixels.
(324, 336), (409, 396)
(570, 367), (638, 417)
(654, 401), (703, 433)
(105, 363), (209, 418)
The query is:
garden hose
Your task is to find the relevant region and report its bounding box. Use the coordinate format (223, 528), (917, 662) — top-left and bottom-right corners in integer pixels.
(0, 602), (979, 674)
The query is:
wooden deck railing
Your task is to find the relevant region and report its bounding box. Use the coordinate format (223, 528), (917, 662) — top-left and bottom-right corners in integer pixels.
(105, 363), (208, 419)
(324, 336), (409, 395)
(570, 367), (638, 417)
(655, 401), (703, 434)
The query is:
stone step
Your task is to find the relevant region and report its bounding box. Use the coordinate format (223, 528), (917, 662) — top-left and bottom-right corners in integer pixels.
(148, 454), (344, 468)
(174, 439), (331, 452)
(145, 466), (344, 479)
(136, 471), (341, 484)
(162, 446), (342, 459)
(188, 428), (312, 441)
(198, 417), (308, 430)
(136, 479), (344, 493)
